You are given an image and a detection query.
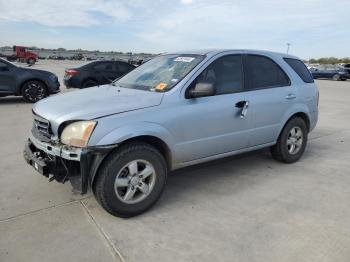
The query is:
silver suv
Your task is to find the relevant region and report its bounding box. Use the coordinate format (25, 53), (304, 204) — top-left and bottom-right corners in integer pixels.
(24, 50), (318, 217)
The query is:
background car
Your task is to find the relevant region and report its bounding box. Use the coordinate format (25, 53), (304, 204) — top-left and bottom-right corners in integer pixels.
(64, 60), (136, 88)
(344, 63), (350, 76)
(0, 58), (60, 102)
(310, 65), (348, 81)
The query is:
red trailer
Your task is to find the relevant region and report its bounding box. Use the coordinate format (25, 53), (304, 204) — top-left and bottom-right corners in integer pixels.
(7, 45), (37, 65)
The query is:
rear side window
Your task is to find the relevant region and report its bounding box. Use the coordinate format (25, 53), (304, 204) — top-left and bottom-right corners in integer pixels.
(94, 62), (114, 71)
(117, 62), (135, 74)
(244, 55), (290, 90)
(284, 58), (314, 83)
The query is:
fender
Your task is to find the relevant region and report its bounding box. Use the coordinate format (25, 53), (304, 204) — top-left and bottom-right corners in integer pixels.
(94, 121), (176, 149)
(276, 102), (311, 140)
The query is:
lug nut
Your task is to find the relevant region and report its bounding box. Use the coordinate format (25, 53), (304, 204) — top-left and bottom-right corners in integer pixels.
(138, 183), (142, 186)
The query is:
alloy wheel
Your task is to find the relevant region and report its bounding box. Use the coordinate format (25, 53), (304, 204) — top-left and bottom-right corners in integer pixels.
(286, 126), (303, 155)
(114, 159), (156, 204)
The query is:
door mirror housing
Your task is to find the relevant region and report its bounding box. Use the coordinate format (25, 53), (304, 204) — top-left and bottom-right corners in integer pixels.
(188, 82), (215, 98)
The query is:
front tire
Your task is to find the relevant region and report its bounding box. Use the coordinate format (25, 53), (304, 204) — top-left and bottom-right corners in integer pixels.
(27, 58), (35, 65)
(93, 142), (167, 217)
(270, 117), (308, 163)
(22, 80), (47, 103)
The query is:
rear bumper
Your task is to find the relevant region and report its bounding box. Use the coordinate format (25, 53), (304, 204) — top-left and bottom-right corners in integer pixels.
(64, 78), (79, 89)
(23, 135), (116, 194)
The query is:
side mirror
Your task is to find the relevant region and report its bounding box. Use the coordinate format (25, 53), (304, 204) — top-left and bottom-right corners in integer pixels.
(0, 65), (9, 71)
(189, 82), (215, 98)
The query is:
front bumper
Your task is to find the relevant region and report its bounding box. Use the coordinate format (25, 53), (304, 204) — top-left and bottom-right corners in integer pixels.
(23, 134), (116, 194)
(46, 80), (61, 94)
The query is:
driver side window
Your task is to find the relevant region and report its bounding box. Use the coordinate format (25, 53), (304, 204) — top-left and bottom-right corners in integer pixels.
(195, 55), (243, 95)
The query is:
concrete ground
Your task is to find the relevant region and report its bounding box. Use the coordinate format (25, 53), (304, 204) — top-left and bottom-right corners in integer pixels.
(0, 60), (350, 262)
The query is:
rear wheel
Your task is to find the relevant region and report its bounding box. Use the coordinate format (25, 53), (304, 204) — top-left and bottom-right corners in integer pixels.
(93, 142), (167, 217)
(82, 79), (98, 88)
(270, 117), (308, 163)
(22, 80), (47, 103)
(332, 74), (340, 81)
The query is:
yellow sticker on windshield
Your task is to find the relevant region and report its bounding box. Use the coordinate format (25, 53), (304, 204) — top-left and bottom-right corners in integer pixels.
(155, 82), (168, 91)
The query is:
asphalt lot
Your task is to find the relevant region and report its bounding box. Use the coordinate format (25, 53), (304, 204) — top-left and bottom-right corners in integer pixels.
(1, 60), (350, 262)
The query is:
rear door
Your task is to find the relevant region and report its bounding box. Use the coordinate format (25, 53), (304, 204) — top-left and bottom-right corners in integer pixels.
(243, 54), (293, 146)
(115, 62), (135, 78)
(93, 62), (117, 84)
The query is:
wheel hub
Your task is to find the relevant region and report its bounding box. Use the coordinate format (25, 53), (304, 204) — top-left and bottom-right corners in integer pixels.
(114, 159), (156, 204)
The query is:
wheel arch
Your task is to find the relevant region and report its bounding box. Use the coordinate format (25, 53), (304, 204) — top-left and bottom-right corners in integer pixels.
(278, 110), (311, 141)
(89, 134), (173, 190)
(17, 78), (48, 95)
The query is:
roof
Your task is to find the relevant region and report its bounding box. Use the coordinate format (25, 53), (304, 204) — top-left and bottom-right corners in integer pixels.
(167, 49), (299, 59)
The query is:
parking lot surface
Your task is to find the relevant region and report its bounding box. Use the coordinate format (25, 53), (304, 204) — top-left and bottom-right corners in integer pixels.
(1, 61), (350, 262)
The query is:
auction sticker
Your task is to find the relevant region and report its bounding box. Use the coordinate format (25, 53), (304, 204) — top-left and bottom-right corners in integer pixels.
(174, 57), (195, 62)
(155, 82), (168, 91)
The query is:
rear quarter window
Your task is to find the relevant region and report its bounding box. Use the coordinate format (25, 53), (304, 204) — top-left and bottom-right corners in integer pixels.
(284, 58), (314, 83)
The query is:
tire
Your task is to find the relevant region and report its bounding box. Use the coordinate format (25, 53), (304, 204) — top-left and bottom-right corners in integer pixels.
(93, 142), (167, 218)
(27, 58), (35, 65)
(82, 79), (98, 88)
(332, 74), (340, 81)
(21, 80), (48, 103)
(270, 117), (308, 163)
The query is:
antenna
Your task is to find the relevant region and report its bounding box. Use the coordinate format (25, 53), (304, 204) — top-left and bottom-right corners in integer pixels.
(286, 43), (291, 54)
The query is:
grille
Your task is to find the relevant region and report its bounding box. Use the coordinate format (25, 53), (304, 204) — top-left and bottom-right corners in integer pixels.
(32, 113), (52, 141)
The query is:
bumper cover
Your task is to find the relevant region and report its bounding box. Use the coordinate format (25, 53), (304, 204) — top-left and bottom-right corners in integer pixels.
(24, 135), (116, 194)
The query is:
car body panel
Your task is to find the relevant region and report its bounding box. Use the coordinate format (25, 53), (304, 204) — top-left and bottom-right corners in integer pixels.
(33, 85), (164, 134)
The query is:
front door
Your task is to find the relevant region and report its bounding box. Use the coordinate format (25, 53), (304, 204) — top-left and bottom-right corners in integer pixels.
(0, 61), (14, 93)
(172, 54), (252, 163)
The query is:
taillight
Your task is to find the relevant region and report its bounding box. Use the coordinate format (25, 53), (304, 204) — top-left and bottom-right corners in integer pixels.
(65, 69), (78, 76)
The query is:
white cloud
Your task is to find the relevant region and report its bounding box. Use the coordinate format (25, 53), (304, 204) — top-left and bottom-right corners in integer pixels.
(181, 0), (194, 5)
(0, 0), (349, 57)
(0, 0), (131, 27)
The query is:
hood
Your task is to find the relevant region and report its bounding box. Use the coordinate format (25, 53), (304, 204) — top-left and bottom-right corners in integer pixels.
(20, 67), (54, 76)
(33, 85), (164, 133)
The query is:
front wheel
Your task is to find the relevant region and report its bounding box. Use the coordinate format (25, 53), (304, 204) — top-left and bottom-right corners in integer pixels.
(270, 117), (308, 163)
(27, 58), (35, 65)
(93, 142), (167, 217)
(22, 81), (47, 103)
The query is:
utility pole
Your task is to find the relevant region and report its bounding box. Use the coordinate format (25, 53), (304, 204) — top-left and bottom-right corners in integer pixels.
(286, 43), (291, 54)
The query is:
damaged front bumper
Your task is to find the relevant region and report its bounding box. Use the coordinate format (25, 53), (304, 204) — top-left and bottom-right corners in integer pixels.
(23, 133), (116, 194)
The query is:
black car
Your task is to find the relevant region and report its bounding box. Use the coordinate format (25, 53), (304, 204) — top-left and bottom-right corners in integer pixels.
(0, 58), (60, 102)
(344, 64), (350, 76)
(64, 60), (136, 89)
(310, 65), (348, 81)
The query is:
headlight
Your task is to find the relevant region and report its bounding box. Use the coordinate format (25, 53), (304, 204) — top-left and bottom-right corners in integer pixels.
(60, 121), (96, 148)
(49, 74), (58, 82)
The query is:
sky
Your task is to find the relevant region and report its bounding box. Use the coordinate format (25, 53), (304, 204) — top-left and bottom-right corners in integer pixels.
(0, 0), (349, 59)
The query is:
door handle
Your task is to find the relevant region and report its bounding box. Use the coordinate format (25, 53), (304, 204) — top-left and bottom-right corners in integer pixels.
(235, 101), (249, 118)
(286, 93), (296, 100)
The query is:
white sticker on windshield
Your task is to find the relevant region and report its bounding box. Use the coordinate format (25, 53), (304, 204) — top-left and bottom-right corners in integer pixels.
(174, 57), (195, 62)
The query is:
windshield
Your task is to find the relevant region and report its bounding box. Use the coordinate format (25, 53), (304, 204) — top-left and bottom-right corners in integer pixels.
(115, 54), (205, 91)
